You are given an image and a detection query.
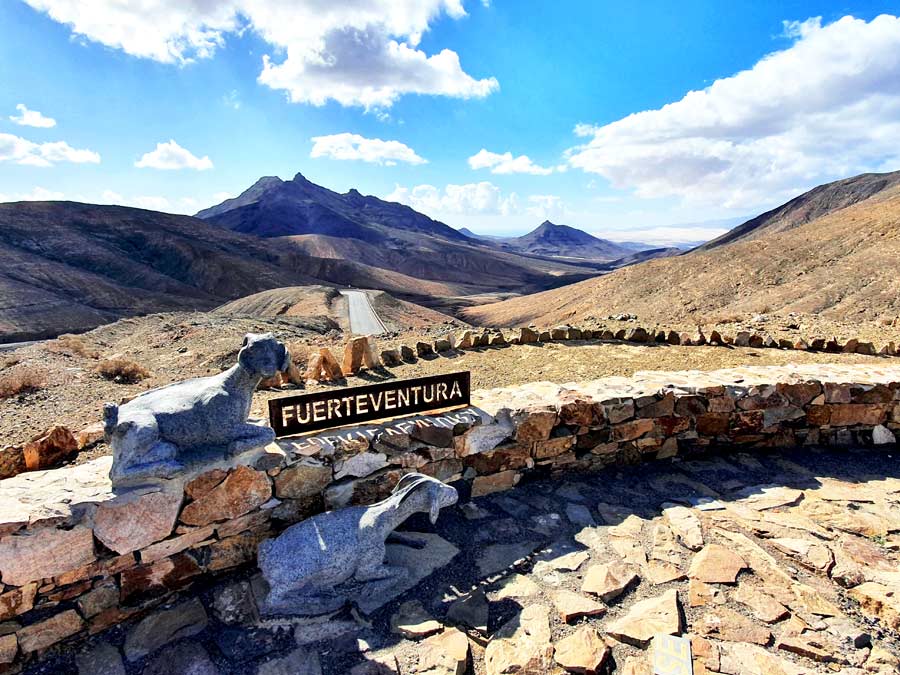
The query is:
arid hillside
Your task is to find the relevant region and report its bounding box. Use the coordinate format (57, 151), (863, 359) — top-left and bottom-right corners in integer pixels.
(464, 177), (900, 327)
(214, 285), (465, 332)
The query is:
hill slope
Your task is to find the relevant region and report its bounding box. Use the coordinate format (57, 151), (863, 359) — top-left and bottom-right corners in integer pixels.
(0, 202), (473, 342)
(696, 170), (900, 251)
(464, 174), (900, 327)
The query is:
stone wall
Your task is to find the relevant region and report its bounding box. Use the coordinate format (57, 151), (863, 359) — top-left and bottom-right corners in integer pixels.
(1, 363), (899, 668)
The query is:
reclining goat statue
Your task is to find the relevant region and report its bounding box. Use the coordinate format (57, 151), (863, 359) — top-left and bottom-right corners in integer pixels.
(258, 473), (459, 616)
(104, 333), (289, 487)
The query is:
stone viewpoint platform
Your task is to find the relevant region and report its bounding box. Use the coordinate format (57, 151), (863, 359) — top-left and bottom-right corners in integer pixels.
(1, 363), (899, 672)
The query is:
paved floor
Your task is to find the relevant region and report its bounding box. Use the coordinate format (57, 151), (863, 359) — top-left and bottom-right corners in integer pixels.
(30, 445), (900, 674)
(341, 290), (387, 336)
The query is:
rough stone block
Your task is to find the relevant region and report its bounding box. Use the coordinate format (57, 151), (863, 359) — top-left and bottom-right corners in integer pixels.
(17, 609), (83, 654)
(0, 526), (95, 586)
(123, 598), (208, 662)
(93, 489), (183, 555)
(180, 465), (271, 526)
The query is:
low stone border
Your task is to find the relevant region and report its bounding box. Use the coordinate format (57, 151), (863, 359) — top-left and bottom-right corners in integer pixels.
(1, 363), (899, 668)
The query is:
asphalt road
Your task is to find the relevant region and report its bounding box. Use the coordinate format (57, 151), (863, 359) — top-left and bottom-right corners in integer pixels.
(339, 289), (387, 336)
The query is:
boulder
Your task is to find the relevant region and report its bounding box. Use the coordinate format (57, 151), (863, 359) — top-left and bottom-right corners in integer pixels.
(23, 425), (78, 471)
(453, 331), (474, 349)
(124, 598), (208, 662)
(519, 326), (539, 344)
(93, 489), (183, 555)
(416, 341), (435, 357)
(554, 625), (609, 674)
(0, 526), (95, 586)
(400, 345), (416, 362)
(380, 349), (402, 367)
(180, 465), (271, 526)
(342, 336), (370, 375)
(76, 422), (106, 450)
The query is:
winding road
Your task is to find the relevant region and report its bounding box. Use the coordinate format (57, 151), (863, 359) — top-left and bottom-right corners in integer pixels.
(340, 289), (387, 336)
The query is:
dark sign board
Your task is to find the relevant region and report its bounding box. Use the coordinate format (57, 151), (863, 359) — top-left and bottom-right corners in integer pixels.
(268, 371), (471, 437)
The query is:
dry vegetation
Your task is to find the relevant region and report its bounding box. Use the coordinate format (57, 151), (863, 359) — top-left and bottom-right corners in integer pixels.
(45, 334), (100, 359)
(95, 357), (151, 384)
(0, 366), (47, 399)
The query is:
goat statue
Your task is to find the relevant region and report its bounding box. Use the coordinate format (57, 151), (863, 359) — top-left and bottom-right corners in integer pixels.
(258, 472), (459, 616)
(104, 332), (289, 487)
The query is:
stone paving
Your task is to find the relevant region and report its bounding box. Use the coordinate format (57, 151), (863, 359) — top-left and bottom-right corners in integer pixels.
(23, 443), (900, 675)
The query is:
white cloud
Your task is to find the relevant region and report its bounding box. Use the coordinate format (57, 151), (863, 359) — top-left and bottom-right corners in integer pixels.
(9, 104), (56, 128)
(468, 148), (553, 175)
(386, 181), (519, 216)
(0, 186), (66, 202)
(526, 194), (567, 220)
(135, 140), (213, 170)
(310, 132), (426, 166)
(567, 14), (900, 208)
(24, 1), (498, 109)
(0, 132), (100, 166)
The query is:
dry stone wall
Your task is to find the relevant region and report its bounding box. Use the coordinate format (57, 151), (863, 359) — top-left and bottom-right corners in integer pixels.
(1, 363), (899, 668)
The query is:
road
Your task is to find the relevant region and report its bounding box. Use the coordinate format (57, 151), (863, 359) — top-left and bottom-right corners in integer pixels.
(339, 289), (387, 336)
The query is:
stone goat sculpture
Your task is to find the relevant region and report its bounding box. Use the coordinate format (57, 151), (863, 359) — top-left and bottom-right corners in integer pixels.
(104, 333), (289, 487)
(258, 473), (459, 616)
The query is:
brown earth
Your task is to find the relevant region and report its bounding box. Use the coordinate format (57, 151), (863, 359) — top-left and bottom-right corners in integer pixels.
(464, 177), (900, 328)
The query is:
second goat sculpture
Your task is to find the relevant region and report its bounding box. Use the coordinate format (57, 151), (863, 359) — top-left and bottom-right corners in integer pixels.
(258, 473), (458, 615)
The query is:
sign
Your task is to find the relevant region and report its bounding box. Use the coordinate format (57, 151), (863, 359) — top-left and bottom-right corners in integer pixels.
(269, 371), (471, 437)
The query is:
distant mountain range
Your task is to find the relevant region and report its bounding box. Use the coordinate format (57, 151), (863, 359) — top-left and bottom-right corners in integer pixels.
(465, 169), (900, 326)
(458, 221), (634, 259)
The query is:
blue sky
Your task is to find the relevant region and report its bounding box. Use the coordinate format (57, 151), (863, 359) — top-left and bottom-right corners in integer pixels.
(2, 1), (899, 245)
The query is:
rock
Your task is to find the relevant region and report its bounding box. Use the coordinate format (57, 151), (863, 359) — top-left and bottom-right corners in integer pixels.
(273, 461), (331, 499)
(399, 345), (416, 362)
(849, 582), (900, 630)
(76, 422), (106, 450)
(0, 582), (36, 621)
(688, 544), (747, 583)
(212, 581), (259, 625)
(776, 635), (838, 663)
(342, 336), (371, 375)
(22, 425), (78, 471)
(0, 445), (25, 480)
(554, 625), (609, 674)
(380, 349), (401, 367)
(181, 465), (271, 526)
(185, 469), (228, 500)
(75, 642), (126, 675)
(335, 453), (388, 480)
(872, 425), (895, 445)
(107, 334), (287, 485)
(419, 627), (469, 675)
(124, 598), (208, 662)
(0, 634), (17, 666)
(769, 537), (833, 572)
(471, 470), (520, 497)
(434, 338), (452, 353)
(447, 588), (488, 632)
(478, 541), (540, 578)
(494, 573), (540, 599)
(695, 607), (771, 645)
(607, 589), (681, 646)
(143, 642), (220, 675)
(689, 579), (726, 607)
(454, 331), (474, 349)
(552, 589), (606, 622)
(93, 489), (182, 555)
(17, 609), (83, 653)
(717, 642), (807, 675)
(484, 605), (555, 675)
(0, 526), (95, 586)
(662, 505), (704, 550)
(119, 552), (202, 604)
(257, 648), (322, 675)
(581, 562), (639, 602)
(866, 645), (900, 673)
(390, 601), (442, 639)
(416, 341), (435, 357)
(519, 326), (540, 344)
(77, 581), (120, 619)
(733, 584), (789, 623)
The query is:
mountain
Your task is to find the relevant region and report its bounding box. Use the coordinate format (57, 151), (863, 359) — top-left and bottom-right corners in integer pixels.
(0, 201), (476, 342)
(463, 170), (900, 327)
(197, 173), (608, 294)
(197, 173), (468, 243)
(501, 221), (632, 259)
(695, 170), (900, 252)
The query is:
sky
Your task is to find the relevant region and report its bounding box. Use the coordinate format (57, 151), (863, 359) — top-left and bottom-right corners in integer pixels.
(1, 1), (899, 246)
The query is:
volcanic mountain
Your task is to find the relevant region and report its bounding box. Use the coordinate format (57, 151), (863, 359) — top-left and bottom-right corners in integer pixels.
(196, 172), (605, 291)
(500, 221), (632, 259)
(464, 169), (900, 327)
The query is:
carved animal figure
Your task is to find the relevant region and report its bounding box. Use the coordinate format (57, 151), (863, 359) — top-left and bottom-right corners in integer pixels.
(258, 473), (458, 615)
(104, 333), (289, 486)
